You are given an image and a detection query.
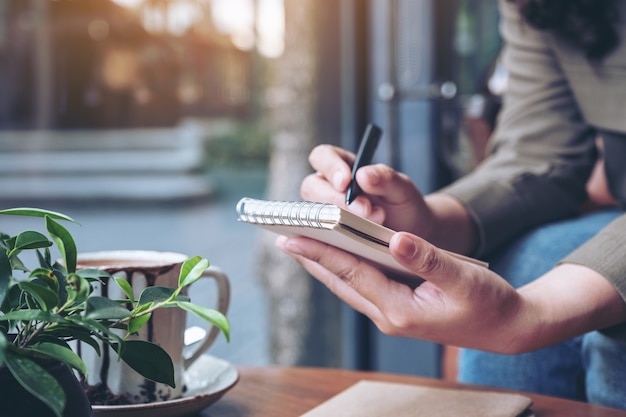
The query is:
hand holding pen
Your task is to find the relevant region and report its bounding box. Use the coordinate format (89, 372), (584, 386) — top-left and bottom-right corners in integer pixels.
(344, 123), (487, 267)
(345, 123), (383, 205)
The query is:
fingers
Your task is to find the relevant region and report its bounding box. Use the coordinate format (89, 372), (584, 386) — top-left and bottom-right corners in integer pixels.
(300, 172), (349, 208)
(276, 230), (523, 350)
(275, 234), (426, 337)
(356, 165), (427, 231)
(355, 164), (421, 207)
(301, 145), (353, 208)
(304, 145), (425, 226)
(302, 145), (386, 221)
(306, 145), (421, 207)
(388, 232), (516, 321)
(301, 171), (386, 221)
(307, 144), (354, 191)
(389, 232), (476, 294)
(275, 235), (411, 322)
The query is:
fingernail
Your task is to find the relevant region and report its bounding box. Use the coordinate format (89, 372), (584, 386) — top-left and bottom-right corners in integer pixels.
(395, 234), (417, 259)
(275, 235), (288, 249)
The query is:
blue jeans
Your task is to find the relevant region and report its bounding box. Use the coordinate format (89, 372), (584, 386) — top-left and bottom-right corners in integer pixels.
(458, 209), (626, 409)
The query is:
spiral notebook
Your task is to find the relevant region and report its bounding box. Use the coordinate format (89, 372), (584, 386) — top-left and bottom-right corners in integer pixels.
(236, 198), (487, 278)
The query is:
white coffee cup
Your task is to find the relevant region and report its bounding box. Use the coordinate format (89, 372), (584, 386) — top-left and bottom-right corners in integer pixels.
(75, 250), (230, 404)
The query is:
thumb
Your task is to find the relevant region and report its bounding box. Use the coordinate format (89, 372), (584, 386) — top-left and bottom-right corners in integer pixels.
(390, 232), (468, 291)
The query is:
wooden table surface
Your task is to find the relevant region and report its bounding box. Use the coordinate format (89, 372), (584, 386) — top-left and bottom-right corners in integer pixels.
(201, 366), (626, 416)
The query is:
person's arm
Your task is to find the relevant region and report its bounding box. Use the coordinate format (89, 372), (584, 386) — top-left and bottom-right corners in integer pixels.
(516, 263), (626, 350)
(441, 0), (598, 257)
(276, 230), (626, 353)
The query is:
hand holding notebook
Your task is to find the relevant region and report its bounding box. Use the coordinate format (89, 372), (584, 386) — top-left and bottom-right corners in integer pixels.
(236, 197), (487, 279)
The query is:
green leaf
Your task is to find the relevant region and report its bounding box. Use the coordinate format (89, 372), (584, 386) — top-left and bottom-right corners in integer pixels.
(137, 286), (189, 306)
(51, 269), (69, 306)
(10, 253), (28, 272)
(0, 309), (62, 323)
(29, 267), (60, 292)
(27, 334), (71, 350)
(67, 316), (123, 346)
(65, 273), (90, 304)
(85, 296), (131, 320)
(28, 342), (88, 377)
(4, 352), (66, 417)
(1, 283), (22, 312)
(17, 281), (59, 311)
(0, 250), (11, 306)
(46, 216), (77, 274)
(114, 276), (135, 303)
(115, 340), (175, 387)
(0, 331), (8, 369)
(179, 256), (210, 288)
(128, 313), (151, 334)
(3, 235), (16, 250)
(177, 301), (230, 342)
(0, 207), (77, 223)
(44, 325), (102, 356)
(77, 267), (111, 280)
(37, 247), (53, 269)
(13, 231), (52, 252)
(132, 301), (153, 315)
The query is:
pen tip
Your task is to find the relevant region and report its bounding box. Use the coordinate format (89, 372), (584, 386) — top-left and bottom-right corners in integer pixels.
(345, 191), (353, 205)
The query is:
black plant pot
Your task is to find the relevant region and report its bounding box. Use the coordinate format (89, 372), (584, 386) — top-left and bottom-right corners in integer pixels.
(0, 361), (94, 417)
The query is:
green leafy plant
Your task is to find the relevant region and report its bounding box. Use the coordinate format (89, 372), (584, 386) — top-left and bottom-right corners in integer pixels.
(0, 208), (230, 417)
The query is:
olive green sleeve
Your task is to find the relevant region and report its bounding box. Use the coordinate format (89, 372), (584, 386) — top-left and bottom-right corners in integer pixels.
(441, 0), (596, 256)
(559, 214), (626, 303)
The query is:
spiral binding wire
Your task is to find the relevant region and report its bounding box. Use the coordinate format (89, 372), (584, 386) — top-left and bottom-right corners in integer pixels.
(236, 198), (336, 229)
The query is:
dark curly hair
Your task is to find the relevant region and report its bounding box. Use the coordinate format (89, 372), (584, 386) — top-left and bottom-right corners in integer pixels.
(509, 0), (621, 60)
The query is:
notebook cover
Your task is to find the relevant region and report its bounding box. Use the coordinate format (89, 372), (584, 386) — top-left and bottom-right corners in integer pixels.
(300, 380), (533, 417)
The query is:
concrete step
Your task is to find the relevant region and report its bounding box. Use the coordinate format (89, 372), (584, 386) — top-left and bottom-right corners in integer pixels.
(0, 149), (205, 174)
(0, 120), (235, 202)
(0, 173), (217, 203)
(0, 124), (207, 174)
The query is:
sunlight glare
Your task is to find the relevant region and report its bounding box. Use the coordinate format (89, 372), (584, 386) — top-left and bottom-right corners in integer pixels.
(211, 0), (254, 35)
(111, 0), (142, 8)
(257, 0), (284, 57)
(212, 0), (284, 57)
(111, 0), (284, 57)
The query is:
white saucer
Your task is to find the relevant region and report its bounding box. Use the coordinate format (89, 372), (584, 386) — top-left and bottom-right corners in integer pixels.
(92, 355), (239, 417)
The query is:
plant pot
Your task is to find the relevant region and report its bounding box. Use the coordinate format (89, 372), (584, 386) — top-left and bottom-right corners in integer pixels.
(0, 360), (94, 417)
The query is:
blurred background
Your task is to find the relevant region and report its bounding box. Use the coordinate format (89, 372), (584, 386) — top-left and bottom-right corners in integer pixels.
(0, 0), (503, 378)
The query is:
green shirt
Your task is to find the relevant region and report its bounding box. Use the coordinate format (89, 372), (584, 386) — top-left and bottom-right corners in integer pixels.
(442, 0), (626, 303)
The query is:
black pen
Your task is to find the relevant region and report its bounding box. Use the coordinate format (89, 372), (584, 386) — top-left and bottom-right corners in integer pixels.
(345, 123), (382, 205)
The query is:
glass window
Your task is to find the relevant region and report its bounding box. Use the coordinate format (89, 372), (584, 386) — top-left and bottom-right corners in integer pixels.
(0, 0), (283, 367)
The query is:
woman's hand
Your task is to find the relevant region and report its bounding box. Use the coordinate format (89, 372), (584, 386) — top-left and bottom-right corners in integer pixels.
(277, 229), (525, 352)
(276, 230), (626, 353)
(302, 145), (435, 239)
(302, 144), (478, 254)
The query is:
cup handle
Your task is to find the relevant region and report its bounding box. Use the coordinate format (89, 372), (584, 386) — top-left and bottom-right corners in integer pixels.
(183, 265), (230, 369)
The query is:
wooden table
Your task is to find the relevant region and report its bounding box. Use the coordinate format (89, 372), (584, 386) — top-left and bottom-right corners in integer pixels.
(202, 366), (626, 417)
